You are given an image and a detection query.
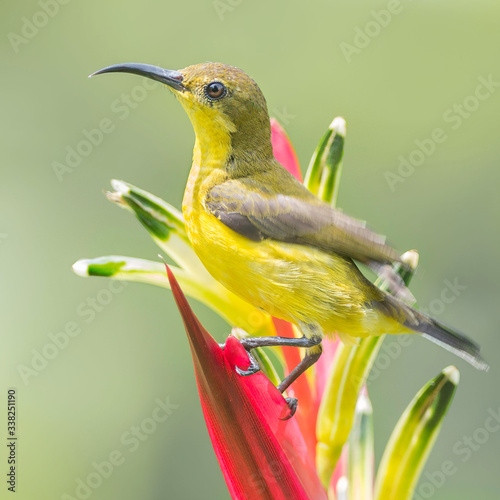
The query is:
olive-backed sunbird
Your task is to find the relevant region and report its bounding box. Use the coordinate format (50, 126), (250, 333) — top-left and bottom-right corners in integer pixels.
(91, 62), (489, 397)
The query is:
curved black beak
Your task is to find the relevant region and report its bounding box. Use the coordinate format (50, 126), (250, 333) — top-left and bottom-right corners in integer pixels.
(89, 63), (186, 91)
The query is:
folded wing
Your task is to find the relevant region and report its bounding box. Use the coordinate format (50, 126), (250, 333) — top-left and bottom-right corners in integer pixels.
(206, 179), (402, 266)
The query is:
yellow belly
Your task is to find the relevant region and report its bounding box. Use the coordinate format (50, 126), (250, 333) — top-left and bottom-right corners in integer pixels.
(184, 205), (386, 338)
(181, 136), (401, 339)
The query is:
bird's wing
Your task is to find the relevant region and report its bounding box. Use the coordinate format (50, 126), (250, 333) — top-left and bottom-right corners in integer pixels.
(205, 180), (402, 265)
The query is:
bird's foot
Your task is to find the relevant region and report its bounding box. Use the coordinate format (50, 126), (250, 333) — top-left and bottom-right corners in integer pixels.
(280, 397), (298, 420)
(234, 349), (261, 377)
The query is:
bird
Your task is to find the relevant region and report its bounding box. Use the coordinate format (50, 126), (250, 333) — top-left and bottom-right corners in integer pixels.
(90, 61), (489, 402)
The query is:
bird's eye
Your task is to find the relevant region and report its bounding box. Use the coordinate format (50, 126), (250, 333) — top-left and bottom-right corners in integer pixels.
(205, 81), (226, 100)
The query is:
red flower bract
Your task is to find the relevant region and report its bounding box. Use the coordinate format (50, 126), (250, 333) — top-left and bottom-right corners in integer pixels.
(271, 118), (302, 182)
(166, 265), (327, 500)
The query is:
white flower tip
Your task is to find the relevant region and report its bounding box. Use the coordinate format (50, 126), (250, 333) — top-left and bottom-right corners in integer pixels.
(443, 365), (460, 385)
(401, 249), (419, 270)
(356, 391), (373, 415)
(330, 116), (347, 137)
(105, 190), (124, 204)
(72, 259), (90, 277)
(110, 179), (130, 194)
(336, 476), (349, 499)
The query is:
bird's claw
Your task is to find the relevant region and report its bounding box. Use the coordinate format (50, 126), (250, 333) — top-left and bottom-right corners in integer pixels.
(280, 397), (298, 420)
(233, 339), (299, 418)
(235, 348), (261, 377)
(235, 364), (261, 377)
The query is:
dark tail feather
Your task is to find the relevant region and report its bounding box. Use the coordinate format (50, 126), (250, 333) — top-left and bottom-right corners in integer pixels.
(417, 318), (489, 371)
(379, 294), (490, 371)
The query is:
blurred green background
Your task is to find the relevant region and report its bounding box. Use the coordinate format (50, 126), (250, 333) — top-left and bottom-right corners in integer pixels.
(1, 0), (499, 498)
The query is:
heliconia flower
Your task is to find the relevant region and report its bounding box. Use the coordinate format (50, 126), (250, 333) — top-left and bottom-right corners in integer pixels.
(74, 116), (463, 500)
(374, 366), (460, 500)
(316, 250), (419, 487)
(271, 118), (302, 182)
(271, 318), (318, 465)
(348, 389), (374, 500)
(73, 180), (277, 340)
(304, 117), (346, 207)
(166, 263), (327, 500)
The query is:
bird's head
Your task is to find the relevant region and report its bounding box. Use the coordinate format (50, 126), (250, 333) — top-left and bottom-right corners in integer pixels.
(91, 62), (273, 158)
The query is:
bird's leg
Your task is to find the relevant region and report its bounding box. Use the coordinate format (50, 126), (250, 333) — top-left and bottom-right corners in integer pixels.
(278, 345), (324, 420)
(235, 324), (323, 419)
(277, 343), (323, 393)
(236, 334), (322, 376)
(238, 334), (322, 352)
